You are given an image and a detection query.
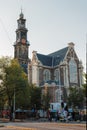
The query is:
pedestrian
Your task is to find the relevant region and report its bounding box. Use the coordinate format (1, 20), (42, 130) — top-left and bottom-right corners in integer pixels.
(55, 110), (59, 122)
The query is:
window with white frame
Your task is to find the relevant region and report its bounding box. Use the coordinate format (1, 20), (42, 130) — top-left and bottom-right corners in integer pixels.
(43, 69), (50, 81)
(69, 58), (78, 83)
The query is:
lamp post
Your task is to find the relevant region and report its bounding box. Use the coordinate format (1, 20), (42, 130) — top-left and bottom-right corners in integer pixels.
(13, 88), (15, 121)
(58, 68), (62, 103)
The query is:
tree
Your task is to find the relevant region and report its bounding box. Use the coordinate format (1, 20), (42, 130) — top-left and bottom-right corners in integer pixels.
(29, 84), (41, 110)
(0, 96), (5, 110)
(67, 86), (84, 109)
(42, 90), (51, 110)
(82, 73), (87, 108)
(0, 57), (28, 119)
(0, 56), (12, 109)
(82, 73), (87, 97)
(15, 83), (31, 109)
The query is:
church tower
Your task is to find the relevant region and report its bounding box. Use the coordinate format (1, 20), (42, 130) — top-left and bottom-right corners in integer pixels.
(14, 11), (30, 73)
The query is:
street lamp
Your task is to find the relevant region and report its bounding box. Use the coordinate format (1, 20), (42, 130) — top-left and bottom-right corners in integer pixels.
(13, 88), (15, 121)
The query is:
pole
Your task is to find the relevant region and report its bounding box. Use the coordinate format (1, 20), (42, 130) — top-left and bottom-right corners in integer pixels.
(59, 69), (61, 103)
(13, 88), (15, 121)
(86, 33), (87, 74)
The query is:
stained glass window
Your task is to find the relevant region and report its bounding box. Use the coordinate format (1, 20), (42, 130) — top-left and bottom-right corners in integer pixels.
(69, 58), (78, 83)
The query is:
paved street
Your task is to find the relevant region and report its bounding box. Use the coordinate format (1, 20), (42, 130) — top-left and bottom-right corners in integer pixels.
(0, 122), (86, 130)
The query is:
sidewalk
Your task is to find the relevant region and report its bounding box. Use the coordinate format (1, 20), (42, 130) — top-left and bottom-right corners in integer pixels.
(0, 118), (23, 123)
(0, 118), (9, 123)
(0, 117), (86, 124)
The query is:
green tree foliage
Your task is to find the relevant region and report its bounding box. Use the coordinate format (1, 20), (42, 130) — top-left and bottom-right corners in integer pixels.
(67, 86), (84, 109)
(29, 84), (41, 110)
(0, 56), (11, 109)
(15, 84), (31, 109)
(0, 57), (28, 110)
(0, 97), (5, 110)
(82, 73), (87, 97)
(42, 90), (51, 110)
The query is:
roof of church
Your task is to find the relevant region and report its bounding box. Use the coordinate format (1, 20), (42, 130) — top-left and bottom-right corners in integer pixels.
(37, 53), (52, 66)
(37, 47), (68, 67)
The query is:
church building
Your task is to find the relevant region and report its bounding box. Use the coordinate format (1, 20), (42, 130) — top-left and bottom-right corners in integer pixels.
(28, 43), (83, 102)
(14, 12), (83, 103)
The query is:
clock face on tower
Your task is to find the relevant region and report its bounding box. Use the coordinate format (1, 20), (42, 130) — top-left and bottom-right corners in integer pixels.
(21, 38), (26, 44)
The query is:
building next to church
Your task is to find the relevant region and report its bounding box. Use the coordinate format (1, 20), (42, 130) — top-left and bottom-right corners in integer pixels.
(14, 12), (83, 103)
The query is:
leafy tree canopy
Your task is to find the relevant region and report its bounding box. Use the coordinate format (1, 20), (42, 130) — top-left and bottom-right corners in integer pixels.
(0, 57), (28, 109)
(67, 86), (85, 109)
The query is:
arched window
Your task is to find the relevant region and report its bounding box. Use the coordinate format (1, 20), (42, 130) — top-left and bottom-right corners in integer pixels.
(43, 69), (50, 81)
(69, 58), (78, 83)
(54, 69), (59, 81)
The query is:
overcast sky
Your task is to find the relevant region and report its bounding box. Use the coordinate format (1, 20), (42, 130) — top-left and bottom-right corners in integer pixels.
(0, 0), (86, 72)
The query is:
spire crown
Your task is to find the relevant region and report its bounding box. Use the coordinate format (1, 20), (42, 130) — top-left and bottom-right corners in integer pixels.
(19, 9), (24, 19)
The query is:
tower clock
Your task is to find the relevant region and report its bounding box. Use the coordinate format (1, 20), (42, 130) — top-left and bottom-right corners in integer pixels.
(14, 11), (30, 73)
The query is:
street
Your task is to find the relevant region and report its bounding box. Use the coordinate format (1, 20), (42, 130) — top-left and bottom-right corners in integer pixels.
(0, 122), (86, 130)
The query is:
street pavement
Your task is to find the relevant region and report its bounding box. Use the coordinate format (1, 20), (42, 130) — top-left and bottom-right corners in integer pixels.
(0, 121), (86, 130)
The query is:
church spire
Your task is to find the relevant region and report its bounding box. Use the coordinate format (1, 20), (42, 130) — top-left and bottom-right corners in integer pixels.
(14, 12), (30, 73)
(19, 8), (24, 19)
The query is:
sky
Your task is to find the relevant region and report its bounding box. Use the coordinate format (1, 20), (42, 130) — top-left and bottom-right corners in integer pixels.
(0, 0), (86, 72)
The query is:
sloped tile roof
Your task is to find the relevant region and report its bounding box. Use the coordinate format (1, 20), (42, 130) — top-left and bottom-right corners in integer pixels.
(37, 53), (52, 66)
(48, 47), (68, 66)
(36, 47), (68, 67)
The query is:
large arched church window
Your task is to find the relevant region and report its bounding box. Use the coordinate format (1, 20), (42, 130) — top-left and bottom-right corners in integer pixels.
(69, 58), (78, 83)
(54, 69), (59, 82)
(43, 69), (51, 82)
